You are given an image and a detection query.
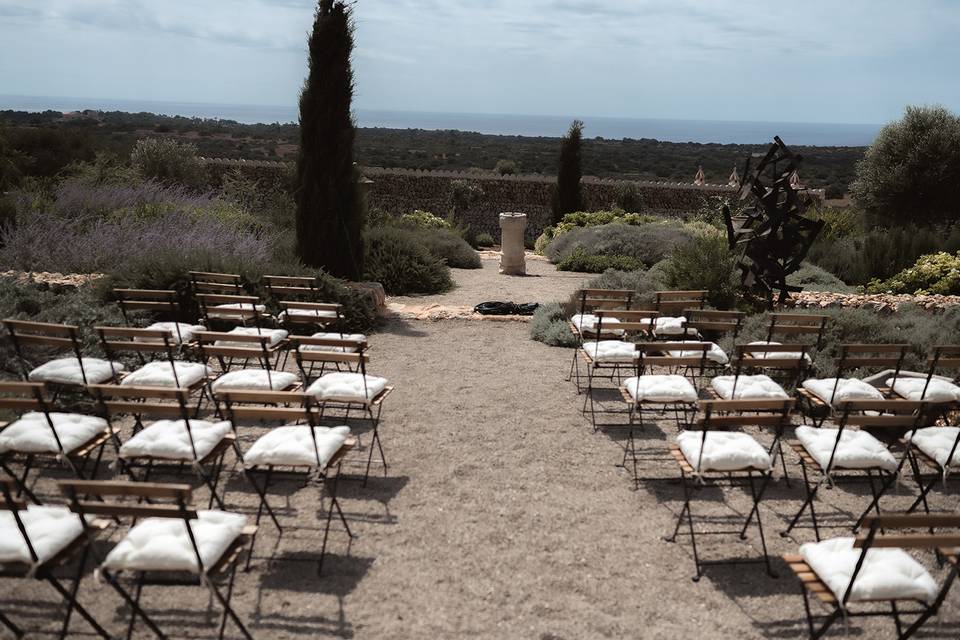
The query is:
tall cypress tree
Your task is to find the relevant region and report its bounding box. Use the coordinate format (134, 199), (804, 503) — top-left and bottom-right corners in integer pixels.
(552, 119), (584, 224)
(296, 0), (364, 279)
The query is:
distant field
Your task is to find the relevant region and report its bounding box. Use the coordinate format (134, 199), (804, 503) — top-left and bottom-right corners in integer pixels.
(1, 109), (862, 196)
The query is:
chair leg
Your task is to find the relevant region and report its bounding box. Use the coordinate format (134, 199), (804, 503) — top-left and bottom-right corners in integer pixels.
(45, 572), (111, 640)
(125, 573), (145, 640)
(853, 470), (896, 533)
(0, 610), (22, 639)
(1, 459), (40, 505)
(363, 404), (385, 487)
(204, 571), (253, 640)
(217, 561), (240, 640)
(102, 570), (167, 640)
(743, 471), (776, 578)
(664, 470), (700, 581)
(783, 462), (820, 540)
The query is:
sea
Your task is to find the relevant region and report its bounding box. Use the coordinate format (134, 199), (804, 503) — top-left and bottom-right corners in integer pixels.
(0, 94), (881, 147)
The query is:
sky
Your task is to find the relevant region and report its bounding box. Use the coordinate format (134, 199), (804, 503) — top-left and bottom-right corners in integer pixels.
(1, 0), (959, 125)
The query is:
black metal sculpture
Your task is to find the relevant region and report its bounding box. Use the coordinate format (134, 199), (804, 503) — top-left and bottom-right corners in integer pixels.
(723, 136), (824, 307)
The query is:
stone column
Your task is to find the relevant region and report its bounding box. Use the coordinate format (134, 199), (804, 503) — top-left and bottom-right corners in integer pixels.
(499, 212), (527, 275)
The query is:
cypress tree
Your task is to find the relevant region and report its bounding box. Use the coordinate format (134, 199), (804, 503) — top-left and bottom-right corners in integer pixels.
(295, 0), (364, 279)
(552, 119), (584, 224)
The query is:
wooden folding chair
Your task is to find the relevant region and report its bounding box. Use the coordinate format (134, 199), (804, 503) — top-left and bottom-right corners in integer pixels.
(196, 293), (269, 330)
(573, 309), (656, 396)
(89, 385), (234, 509)
(889, 345), (960, 409)
(784, 513), (960, 639)
(264, 274), (347, 333)
(59, 479), (255, 640)
(197, 329), (298, 398)
(665, 399), (794, 580)
(113, 287), (204, 347)
(766, 312), (829, 351)
(189, 270), (243, 295)
(0, 479), (111, 639)
(219, 391), (357, 574)
(291, 335), (369, 380)
(301, 349), (393, 486)
(3, 319), (123, 391)
(903, 420), (960, 518)
(0, 382), (117, 504)
(783, 399), (928, 542)
(798, 344), (910, 428)
(653, 290), (706, 316)
(566, 288), (634, 383)
(682, 308), (745, 340)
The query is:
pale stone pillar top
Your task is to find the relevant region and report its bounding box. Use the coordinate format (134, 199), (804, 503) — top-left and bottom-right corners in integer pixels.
(499, 212), (527, 275)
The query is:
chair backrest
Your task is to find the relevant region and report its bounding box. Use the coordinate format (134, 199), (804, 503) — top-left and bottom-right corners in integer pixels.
(196, 293), (264, 328)
(264, 275), (320, 299)
(278, 301), (344, 332)
(89, 385), (203, 458)
(113, 288), (183, 327)
(0, 381), (74, 456)
(289, 336), (368, 384)
(692, 399), (795, 470)
(3, 318), (87, 382)
(189, 271), (243, 295)
(732, 342), (811, 376)
(576, 289), (634, 314)
(766, 313), (829, 349)
(828, 400), (929, 475)
(594, 310), (658, 338)
(96, 326), (178, 381)
(927, 345), (960, 383)
(683, 309), (744, 338)
(195, 329), (274, 364)
(57, 480), (211, 571)
(847, 513), (960, 607)
(830, 344), (911, 401)
(654, 290), (706, 316)
(633, 341), (710, 377)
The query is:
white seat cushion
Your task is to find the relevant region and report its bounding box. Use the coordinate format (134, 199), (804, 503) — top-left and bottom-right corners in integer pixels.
(711, 375), (789, 400)
(571, 314), (622, 334)
(306, 372), (389, 403)
(582, 340), (637, 362)
(244, 425), (350, 468)
(143, 322), (206, 345)
(121, 361), (210, 388)
(210, 370), (298, 391)
(119, 419), (232, 461)
(888, 377), (960, 403)
(28, 357), (124, 385)
(0, 506), (85, 565)
(747, 341), (812, 363)
(802, 378), (884, 407)
(0, 412), (108, 455)
(677, 431), (772, 472)
(279, 308), (339, 321)
(907, 427), (960, 470)
(800, 537), (938, 603)
(653, 316), (697, 337)
(303, 332), (367, 353)
(208, 303), (266, 318)
(102, 510), (247, 574)
(667, 341), (728, 364)
(215, 327), (288, 347)
(623, 375), (697, 403)
(795, 425), (898, 472)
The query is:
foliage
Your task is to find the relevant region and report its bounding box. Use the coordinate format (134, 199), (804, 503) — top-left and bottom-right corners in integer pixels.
(785, 262), (854, 293)
(130, 138), (206, 190)
(219, 168), (296, 230)
(611, 182), (644, 212)
(660, 229), (740, 309)
(864, 252), (960, 295)
(448, 179), (484, 214)
(0, 124), (24, 190)
(545, 222), (694, 267)
(556, 248), (645, 273)
(416, 227), (481, 269)
(579, 267), (668, 308)
(475, 232), (495, 248)
(550, 209), (658, 236)
(552, 119), (584, 224)
(494, 159), (517, 175)
(295, 0), (364, 280)
(851, 105), (960, 225)
(363, 226), (452, 294)
(397, 209), (451, 230)
(533, 227), (554, 255)
(529, 303), (577, 348)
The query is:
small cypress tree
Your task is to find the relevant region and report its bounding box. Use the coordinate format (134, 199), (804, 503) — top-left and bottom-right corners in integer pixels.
(552, 119), (584, 224)
(295, 0), (364, 279)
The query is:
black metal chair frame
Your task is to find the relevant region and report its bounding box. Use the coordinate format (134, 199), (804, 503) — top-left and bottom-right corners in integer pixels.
(565, 288), (634, 388)
(113, 288), (190, 346)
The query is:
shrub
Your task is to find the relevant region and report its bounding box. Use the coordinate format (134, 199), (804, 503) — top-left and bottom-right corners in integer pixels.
(530, 302), (577, 347)
(545, 222), (694, 266)
(851, 105), (960, 225)
(475, 232), (495, 248)
(557, 248), (645, 273)
(785, 262), (854, 293)
(130, 138), (207, 190)
(864, 252), (960, 295)
(577, 267), (667, 308)
(398, 209), (451, 230)
(611, 182), (644, 212)
(494, 159), (517, 175)
(552, 209), (658, 236)
(416, 228), (481, 269)
(363, 226), (452, 294)
(660, 230), (739, 309)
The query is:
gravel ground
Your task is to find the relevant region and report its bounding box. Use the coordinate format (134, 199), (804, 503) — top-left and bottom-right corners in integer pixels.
(6, 260), (960, 638)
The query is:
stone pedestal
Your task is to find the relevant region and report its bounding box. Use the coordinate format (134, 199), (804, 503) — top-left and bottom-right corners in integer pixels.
(498, 212), (527, 275)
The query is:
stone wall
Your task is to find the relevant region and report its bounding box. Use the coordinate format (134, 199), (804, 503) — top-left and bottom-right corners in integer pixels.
(202, 158), (824, 240)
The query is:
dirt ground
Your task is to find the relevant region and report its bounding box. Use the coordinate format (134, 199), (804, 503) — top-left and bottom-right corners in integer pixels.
(6, 262), (960, 639)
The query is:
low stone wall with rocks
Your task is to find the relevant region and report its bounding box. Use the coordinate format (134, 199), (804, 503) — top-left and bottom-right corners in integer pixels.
(785, 291), (960, 312)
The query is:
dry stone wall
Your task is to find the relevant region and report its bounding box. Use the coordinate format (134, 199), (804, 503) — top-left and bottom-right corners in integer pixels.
(202, 158), (820, 239)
